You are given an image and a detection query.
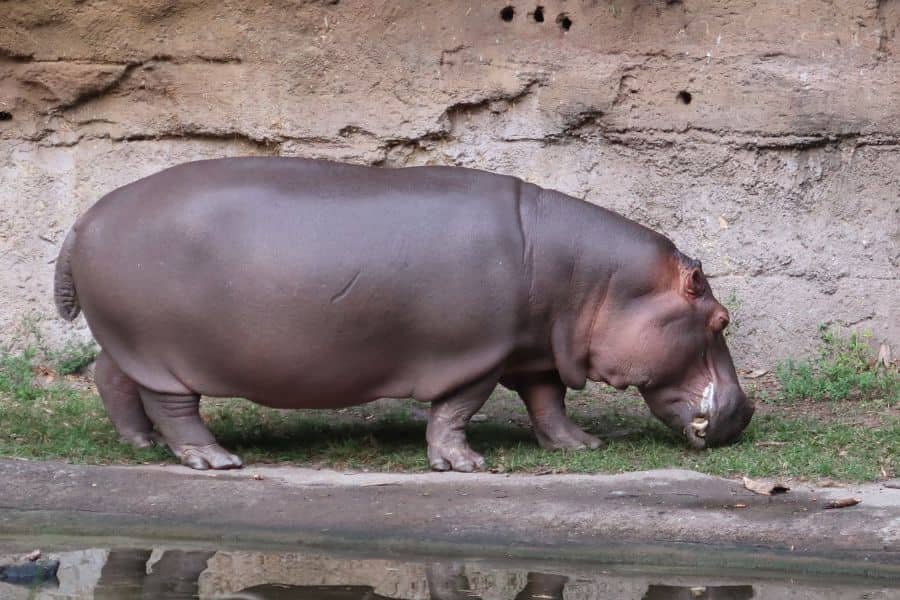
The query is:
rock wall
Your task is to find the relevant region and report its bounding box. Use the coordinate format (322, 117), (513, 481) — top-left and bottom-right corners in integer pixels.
(1, 0), (898, 365)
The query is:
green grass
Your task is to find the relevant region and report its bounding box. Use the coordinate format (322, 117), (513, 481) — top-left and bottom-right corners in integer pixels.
(720, 288), (742, 342)
(206, 401), (897, 481)
(0, 347), (168, 464)
(45, 340), (99, 375)
(775, 327), (898, 404)
(0, 343), (896, 481)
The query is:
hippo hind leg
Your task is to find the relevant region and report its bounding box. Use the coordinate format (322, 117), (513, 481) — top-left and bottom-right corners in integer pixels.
(426, 377), (496, 472)
(505, 373), (602, 451)
(94, 351), (160, 448)
(137, 388), (242, 470)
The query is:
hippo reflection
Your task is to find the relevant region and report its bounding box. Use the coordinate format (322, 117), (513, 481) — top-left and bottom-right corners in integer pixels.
(93, 549), (214, 599)
(218, 564), (569, 599)
(643, 584), (755, 599)
(80, 550), (758, 600)
(55, 158), (753, 471)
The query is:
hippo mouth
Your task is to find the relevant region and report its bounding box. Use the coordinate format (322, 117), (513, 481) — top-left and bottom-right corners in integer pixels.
(683, 381), (715, 449)
(683, 381), (754, 449)
(642, 374), (753, 450)
(684, 414), (710, 449)
(641, 380), (716, 450)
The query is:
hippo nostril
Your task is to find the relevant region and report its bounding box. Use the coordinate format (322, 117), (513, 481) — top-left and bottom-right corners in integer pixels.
(711, 310), (730, 333)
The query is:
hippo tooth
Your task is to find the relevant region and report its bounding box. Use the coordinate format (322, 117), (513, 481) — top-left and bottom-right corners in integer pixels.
(691, 417), (709, 436)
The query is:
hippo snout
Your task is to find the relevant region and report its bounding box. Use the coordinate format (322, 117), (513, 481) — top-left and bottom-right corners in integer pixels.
(645, 383), (754, 450)
(701, 385), (754, 447)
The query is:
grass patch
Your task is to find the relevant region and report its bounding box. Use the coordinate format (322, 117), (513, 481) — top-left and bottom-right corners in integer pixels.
(0, 344), (896, 481)
(720, 288), (742, 342)
(45, 340), (99, 375)
(0, 347), (168, 464)
(775, 327), (898, 404)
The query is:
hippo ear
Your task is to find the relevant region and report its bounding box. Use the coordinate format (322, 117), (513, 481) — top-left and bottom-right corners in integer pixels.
(682, 264), (707, 298)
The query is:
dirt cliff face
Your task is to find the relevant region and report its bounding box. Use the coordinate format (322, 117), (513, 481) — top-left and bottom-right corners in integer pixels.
(1, 1), (897, 364)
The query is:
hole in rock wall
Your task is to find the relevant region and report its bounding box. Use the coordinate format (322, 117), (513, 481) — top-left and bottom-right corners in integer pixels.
(0, 111), (11, 121)
(533, 6), (545, 22)
(500, 6), (515, 22)
(676, 90), (692, 104)
(556, 13), (572, 31)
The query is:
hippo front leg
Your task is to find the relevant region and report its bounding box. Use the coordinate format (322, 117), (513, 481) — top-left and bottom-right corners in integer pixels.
(138, 388), (242, 470)
(426, 563), (483, 600)
(426, 377), (496, 472)
(514, 573), (568, 600)
(505, 373), (602, 450)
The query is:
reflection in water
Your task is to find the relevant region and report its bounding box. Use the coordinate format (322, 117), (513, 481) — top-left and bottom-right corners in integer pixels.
(423, 564), (567, 600)
(218, 566), (740, 600)
(0, 547), (891, 599)
(93, 550), (215, 599)
(222, 584), (394, 599)
(643, 584), (755, 600)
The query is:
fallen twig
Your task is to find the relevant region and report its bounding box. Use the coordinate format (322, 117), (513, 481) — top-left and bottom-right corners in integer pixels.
(823, 497), (861, 509)
(742, 476), (790, 496)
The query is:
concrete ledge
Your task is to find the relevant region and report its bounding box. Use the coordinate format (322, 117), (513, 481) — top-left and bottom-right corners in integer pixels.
(1, 459), (898, 577)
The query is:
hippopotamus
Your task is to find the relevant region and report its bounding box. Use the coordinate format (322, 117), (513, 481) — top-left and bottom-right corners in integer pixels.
(54, 157), (753, 471)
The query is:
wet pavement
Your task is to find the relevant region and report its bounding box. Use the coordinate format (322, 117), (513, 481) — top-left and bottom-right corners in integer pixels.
(0, 544), (897, 599)
(2, 459), (899, 597)
(2, 459), (897, 571)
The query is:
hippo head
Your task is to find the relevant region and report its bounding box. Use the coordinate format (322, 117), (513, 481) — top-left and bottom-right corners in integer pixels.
(586, 250), (754, 449)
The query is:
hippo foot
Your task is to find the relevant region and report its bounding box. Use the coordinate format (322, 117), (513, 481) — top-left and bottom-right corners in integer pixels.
(534, 420), (602, 451)
(119, 430), (163, 449)
(427, 441), (486, 473)
(174, 444), (243, 470)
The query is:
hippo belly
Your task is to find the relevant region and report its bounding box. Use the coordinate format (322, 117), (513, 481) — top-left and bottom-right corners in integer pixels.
(71, 158), (530, 406)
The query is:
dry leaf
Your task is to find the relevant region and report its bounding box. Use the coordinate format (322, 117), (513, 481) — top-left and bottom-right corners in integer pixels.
(745, 368), (768, 379)
(823, 497), (861, 509)
(22, 550), (41, 562)
(743, 476), (790, 495)
(717, 216), (729, 229)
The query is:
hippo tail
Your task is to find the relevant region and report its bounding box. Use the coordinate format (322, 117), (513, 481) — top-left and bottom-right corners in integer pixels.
(54, 226), (81, 321)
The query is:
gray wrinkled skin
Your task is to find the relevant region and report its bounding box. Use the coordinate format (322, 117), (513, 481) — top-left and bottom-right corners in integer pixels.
(55, 157), (753, 471)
